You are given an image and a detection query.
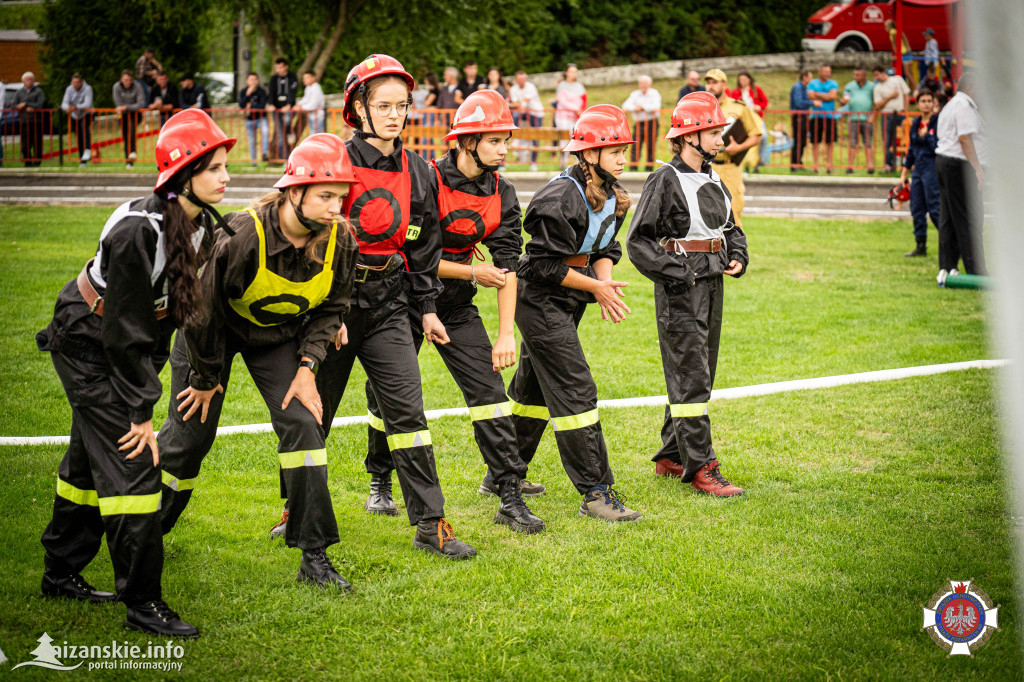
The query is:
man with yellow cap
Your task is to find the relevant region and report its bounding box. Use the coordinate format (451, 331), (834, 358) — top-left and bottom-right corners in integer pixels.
(702, 69), (761, 227)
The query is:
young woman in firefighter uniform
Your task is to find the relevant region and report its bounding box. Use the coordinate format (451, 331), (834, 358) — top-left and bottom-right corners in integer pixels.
(308, 54), (476, 559)
(361, 90), (545, 534)
(155, 134), (361, 591)
(626, 91), (748, 497)
(507, 104), (643, 523)
(34, 109), (234, 637)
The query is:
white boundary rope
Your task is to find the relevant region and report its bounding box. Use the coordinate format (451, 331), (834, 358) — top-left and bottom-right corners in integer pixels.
(1, 359), (1005, 447)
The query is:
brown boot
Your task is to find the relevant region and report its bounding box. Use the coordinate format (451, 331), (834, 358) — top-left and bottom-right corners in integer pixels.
(654, 459), (684, 478)
(579, 485), (642, 522)
(691, 461), (744, 498)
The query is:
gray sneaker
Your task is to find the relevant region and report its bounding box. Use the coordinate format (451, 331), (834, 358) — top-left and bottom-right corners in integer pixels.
(269, 509), (288, 539)
(579, 485), (642, 523)
(479, 471), (546, 497)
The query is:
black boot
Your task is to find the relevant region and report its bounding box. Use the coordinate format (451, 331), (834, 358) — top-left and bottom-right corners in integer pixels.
(494, 476), (546, 534)
(41, 572), (116, 603)
(413, 518), (477, 559)
(297, 548), (352, 591)
(364, 473), (399, 516)
(125, 600), (200, 638)
(904, 241), (927, 257)
(479, 471), (546, 497)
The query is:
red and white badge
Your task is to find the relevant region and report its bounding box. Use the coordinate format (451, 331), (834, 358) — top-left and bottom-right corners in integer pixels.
(921, 579), (999, 656)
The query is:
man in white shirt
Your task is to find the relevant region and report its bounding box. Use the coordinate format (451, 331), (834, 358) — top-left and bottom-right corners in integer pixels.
(621, 75), (662, 171)
(872, 65), (910, 171)
(61, 72), (94, 166)
(295, 70), (326, 134)
(509, 71), (544, 170)
(935, 74), (987, 278)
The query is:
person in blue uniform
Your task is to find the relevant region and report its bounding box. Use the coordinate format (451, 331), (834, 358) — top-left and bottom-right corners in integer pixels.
(900, 89), (941, 257)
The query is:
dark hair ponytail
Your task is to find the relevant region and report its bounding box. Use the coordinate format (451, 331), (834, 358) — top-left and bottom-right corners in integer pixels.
(158, 153), (215, 328)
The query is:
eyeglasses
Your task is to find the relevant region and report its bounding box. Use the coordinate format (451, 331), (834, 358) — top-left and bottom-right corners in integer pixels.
(369, 102), (410, 117)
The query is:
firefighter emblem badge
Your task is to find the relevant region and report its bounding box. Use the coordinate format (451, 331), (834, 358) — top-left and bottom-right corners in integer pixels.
(921, 579), (999, 656)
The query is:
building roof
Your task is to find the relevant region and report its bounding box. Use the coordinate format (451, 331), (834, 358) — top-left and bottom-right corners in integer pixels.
(0, 30), (41, 42)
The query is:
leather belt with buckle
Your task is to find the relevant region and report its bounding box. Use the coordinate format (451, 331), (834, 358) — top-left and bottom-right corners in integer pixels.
(562, 254), (591, 267)
(354, 253), (405, 283)
(77, 258), (169, 319)
(660, 237), (723, 254)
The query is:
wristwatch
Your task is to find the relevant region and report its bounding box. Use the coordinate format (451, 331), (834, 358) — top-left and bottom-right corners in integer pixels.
(298, 359), (318, 375)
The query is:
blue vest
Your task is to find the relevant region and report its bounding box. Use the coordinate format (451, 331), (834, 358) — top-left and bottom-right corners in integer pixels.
(553, 171), (617, 255)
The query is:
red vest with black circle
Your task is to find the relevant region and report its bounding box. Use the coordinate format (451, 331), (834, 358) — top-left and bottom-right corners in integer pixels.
(434, 161), (502, 255)
(341, 149), (414, 256)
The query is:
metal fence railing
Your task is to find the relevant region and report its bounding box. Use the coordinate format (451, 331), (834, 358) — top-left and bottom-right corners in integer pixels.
(0, 106), (924, 173)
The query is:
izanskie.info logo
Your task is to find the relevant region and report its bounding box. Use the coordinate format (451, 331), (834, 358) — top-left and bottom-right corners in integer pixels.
(12, 632), (185, 672)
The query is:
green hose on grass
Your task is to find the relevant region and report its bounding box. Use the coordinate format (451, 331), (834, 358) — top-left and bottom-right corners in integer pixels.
(944, 273), (992, 290)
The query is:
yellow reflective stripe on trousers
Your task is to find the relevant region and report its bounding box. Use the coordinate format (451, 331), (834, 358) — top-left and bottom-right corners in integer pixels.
(669, 402), (709, 418)
(98, 492), (162, 516)
(509, 399), (550, 420)
(160, 469), (197, 492)
(56, 479), (99, 507)
(550, 408), (600, 432)
(279, 448), (328, 469)
(468, 401), (512, 422)
(367, 412), (386, 432)
(387, 430), (432, 451)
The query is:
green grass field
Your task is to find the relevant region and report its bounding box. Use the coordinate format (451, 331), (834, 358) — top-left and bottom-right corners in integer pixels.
(0, 205), (1016, 679)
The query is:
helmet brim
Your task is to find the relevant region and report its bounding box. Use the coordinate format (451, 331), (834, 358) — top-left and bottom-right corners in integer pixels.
(154, 136), (236, 191)
(442, 124), (518, 142)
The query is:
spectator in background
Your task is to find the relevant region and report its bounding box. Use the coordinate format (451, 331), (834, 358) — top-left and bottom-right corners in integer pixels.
(178, 74), (210, 112)
(296, 70), (325, 134)
(147, 71), (177, 127)
(61, 72), (94, 167)
(268, 57), (298, 159)
(705, 68), (761, 226)
(134, 47), (162, 102)
(418, 72), (440, 160)
(923, 28), (940, 78)
(509, 70), (543, 170)
(456, 60), (486, 104)
(622, 75), (661, 172)
(885, 19), (916, 88)
(112, 70), (146, 168)
(900, 88), (940, 257)
(789, 69), (812, 171)
(841, 66), (875, 173)
(807, 64), (838, 172)
(484, 67), (508, 101)
(436, 67), (460, 129)
(731, 71), (768, 171)
(239, 72), (269, 166)
(915, 63), (942, 99)
(935, 74), (987, 280)
(14, 71), (46, 166)
(677, 69), (705, 101)
(873, 64), (910, 172)
(554, 63), (586, 167)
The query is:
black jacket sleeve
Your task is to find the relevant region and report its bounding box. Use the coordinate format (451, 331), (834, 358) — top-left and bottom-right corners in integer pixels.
(404, 154), (443, 314)
(298, 226), (359, 363)
(99, 220), (165, 423)
(483, 176), (524, 271)
(626, 166), (697, 286)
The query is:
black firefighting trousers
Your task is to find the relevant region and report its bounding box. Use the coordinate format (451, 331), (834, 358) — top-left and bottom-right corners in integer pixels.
(506, 281), (614, 494)
(363, 299), (528, 484)
(652, 276), (723, 480)
(41, 352), (164, 605)
(158, 334), (339, 551)
(315, 290), (446, 525)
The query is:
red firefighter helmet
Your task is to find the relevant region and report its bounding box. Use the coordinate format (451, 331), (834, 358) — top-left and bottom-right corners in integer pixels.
(443, 90), (519, 141)
(154, 109), (236, 190)
(562, 104), (633, 152)
(666, 91), (728, 139)
(274, 133), (357, 189)
(888, 183), (911, 209)
(343, 54), (416, 128)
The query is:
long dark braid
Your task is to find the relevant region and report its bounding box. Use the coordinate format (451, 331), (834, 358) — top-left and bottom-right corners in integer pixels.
(576, 152), (632, 217)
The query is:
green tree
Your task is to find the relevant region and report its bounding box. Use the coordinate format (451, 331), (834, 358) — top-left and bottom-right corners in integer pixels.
(39, 0), (214, 108)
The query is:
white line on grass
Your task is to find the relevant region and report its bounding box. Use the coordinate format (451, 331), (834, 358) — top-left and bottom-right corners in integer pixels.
(1, 360), (1004, 447)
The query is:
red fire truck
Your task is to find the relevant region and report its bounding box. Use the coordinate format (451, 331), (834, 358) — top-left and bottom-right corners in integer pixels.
(803, 0), (952, 53)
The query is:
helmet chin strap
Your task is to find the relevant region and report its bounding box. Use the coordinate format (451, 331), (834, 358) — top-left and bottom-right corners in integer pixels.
(355, 85), (411, 141)
(468, 134), (500, 173)
(176, 169), (234, 235)
(685, 132), (718, 166)
(582, 149), (618, 186)
(287, 186), (329, 234)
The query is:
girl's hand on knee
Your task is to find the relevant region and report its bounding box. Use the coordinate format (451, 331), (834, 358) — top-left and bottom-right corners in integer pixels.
(176, 385), (224, 424)
(119, 420), (159, 467)
(282, 367), (322, 425)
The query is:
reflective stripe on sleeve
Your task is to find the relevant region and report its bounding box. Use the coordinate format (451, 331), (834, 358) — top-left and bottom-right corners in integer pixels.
(161, 469), (197, 492)
(550, 408), (600, 432)
(367, 412), (386, 432)
(468, 401), (512, 422)
(279, 448), (328, 469)
(387, 430), (432, 451)
(56, 479), (99, 507)
(509, 399), (550, 421)
(98, 492), (162, 516)
(669, 402), (709, 418)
